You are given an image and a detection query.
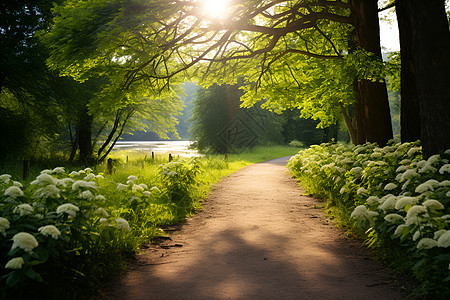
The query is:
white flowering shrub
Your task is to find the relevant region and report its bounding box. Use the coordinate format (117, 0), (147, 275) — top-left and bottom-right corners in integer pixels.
(159, 159), (201, 205)
(1, 156), (210, 297)
(0, 167), (135, 296)
(288, 141), (450, 297)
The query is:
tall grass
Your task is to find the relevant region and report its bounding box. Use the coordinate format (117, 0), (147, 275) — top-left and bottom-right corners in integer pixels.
(1, 145), (299, 299)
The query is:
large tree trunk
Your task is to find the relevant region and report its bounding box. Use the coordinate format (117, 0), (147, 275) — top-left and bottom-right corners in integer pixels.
(350, 0), (393, 146)
(396, 0), (450, 157)
(395, 5), (421, 143)
(77, 108), (93, 163)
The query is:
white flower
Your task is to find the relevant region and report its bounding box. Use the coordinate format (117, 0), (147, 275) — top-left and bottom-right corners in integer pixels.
(79, 190), (94, 200)
(447, 191), (450, 197)
(84, 174), (96, 181)
(434, 229), (447, 240)
(0, 174), (12, 183)
(13, 204), (33, 216)
(417, 238), (438, 250)
(413, 231), (420, 241)
(427, 154), (440, 164)
(4, 186), (24, 199)
(150, 187), (160, 192)
(117, 183), (128, 191)
(357, 187), (367, 195)
(384, 183), (397, 191)
(341, 158), (353, 164)
(396, 165), (409, 172)
(126, 180), (135, 186)
(415, 184), (431, 194)
(5, 257), (24, 269)
(350, 167), (363, 177)
(350, 205), (378, 226)
(400, 169), (418, 181)
(422, 199), (445, 210)
(399, 159), (412, 165)
(115, 218), (131, 231)
(379, 196), (397, 211)
(94, 207), (109, 218)
(95, 194), (106, 201)
(425, 179), (440, 188)
(439, 164), (450, 174)
(394, 197), (418, 210)
(34, 173), (58, 186)
(384, 214), (404, 224)
(57, 178), (74, 187)
(100, 218), (109, 225)
(11, 232), (39, 254)
(52, 167), (65, 174)
(40, 169), (52, 174)
(142, 191), (151, 197)
(407, 147), (421, 156)
(370, 152), (382, 159)
(167, 171), (177, 176)
(96, 175), (105, 180)
(69, 171), (80, 176)
(0, 217), (10, 236)
(35, 184), (61, 199)
(139, 183), (148, 190)
(418, 162), (437, 173)
(405, 205), (427, 226)
(56, 203), (80, 217)
(84, 167), (93, 173)
(437, 231), (450, 247)
(127, 175), (138, 181)
(339, 187), (346, 194)
(439, 180), (450, 187)
(38, 225), (61, 239)
(132, 185), (144, 192)
(13, 181), (23, 188)
(72, 180), (96, 190)
(366, 196), (381, 206)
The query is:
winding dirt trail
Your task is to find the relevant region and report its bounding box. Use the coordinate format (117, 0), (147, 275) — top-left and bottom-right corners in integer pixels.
(103, 157), (408, 300)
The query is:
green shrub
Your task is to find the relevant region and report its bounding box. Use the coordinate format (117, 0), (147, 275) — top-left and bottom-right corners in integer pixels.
(288, 141), (450, 298)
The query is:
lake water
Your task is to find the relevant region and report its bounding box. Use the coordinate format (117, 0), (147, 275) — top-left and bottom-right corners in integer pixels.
(113, 141), (200, 157)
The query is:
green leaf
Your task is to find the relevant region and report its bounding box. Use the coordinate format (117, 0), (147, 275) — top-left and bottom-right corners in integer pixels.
(6, 271), (23, 287)
(25, 268), (44, 282)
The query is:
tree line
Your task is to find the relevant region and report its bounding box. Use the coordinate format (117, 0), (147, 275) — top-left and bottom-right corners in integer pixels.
(1, 0), (449, 162)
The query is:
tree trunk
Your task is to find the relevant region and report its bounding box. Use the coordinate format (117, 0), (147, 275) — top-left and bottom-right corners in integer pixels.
(77, 108), (93, 163)
(395, 1), (421, 143)
(340, 102), (357, 144)
(350, 0), (393, 146)
(396, 0), (450, 158)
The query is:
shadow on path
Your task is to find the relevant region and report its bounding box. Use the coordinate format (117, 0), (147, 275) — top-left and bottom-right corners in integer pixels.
(103, 156), (408, 300)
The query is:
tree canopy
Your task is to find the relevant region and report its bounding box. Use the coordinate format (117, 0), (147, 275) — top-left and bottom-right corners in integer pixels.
(9, 0), (449, 158)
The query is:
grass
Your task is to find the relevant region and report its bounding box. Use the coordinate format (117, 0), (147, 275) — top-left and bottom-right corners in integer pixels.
(1, 144), (301, 300)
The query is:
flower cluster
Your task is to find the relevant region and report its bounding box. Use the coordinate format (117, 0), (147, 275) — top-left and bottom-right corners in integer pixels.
(288, 141), (450, 293)
(0, 167), (134, 291)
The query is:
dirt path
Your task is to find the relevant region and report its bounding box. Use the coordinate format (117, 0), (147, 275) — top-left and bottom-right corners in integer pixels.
(103, 157), (408, 300)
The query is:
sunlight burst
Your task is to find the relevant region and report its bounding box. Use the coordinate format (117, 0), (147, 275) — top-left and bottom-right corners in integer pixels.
(201, 0), (230, 18)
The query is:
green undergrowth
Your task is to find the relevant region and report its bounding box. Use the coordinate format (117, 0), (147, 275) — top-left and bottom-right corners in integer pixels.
(0, 145), (299, 299)
(288, 141), (450, 298)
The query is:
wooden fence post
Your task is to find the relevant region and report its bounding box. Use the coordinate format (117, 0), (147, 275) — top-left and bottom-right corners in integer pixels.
(22, 160), (29, 180)
(107, 158), (113, 174)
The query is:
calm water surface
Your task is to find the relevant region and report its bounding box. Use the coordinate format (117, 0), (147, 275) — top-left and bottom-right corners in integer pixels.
(113, 141), (199, 157)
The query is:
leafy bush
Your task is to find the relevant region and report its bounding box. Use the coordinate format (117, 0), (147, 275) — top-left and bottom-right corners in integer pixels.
(287, 141), (450, 298)
(0, 159), (204, 299)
